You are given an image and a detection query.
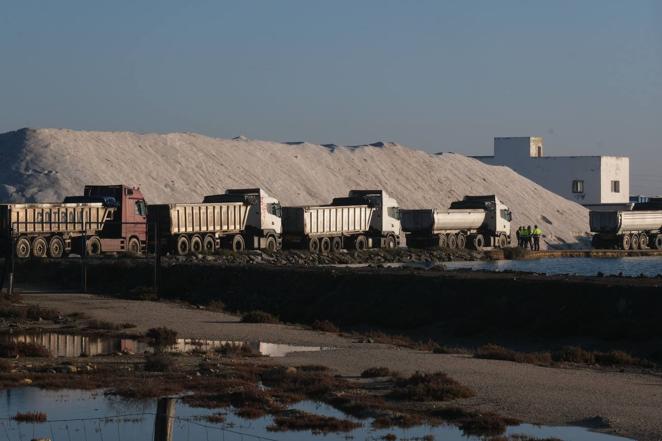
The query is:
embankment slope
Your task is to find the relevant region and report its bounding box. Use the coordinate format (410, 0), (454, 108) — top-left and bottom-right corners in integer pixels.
(0, 128), (588, 245)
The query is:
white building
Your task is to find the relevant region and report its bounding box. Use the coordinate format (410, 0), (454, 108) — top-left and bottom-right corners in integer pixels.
(473, 137), (629, 207)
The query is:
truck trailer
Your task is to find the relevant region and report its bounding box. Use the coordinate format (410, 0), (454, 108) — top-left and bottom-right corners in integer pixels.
(590, 198), (662, 250)
(401, 195), (512, 250)
(282, 189), (401, 253)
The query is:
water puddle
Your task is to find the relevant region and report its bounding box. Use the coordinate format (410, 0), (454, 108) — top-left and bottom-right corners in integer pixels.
(0, 388), (634, 441)
(1, 333), (327, 358)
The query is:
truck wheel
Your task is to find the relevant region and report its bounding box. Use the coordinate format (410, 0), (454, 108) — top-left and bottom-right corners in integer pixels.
(48, 236), (65, 258)
(32, 237), (48, 258)
(458, 233), (467, 249)
(630, 234), (640, 251)
(331, 237), (342, 252)
(127, 237), (141, 255)
(320, 237), (331, 254)
(15, 237), (31, 258)
(86, 236), (102, 256)
(308, 237), (320, 253)
(203, 235), (216, 253)
(265, 236), (277, 252)
(620, 235), (631, 250)
(385, 235), (397, 249)
(497, 234), (508, 248)
(232, 234), (245, 252)
(190, 235), (203, 254)
(176, 235), (190, 256)
(437, 234), (447, 248)
(639, 234), (649, 249)
(655, 235), (662, 250)
(447, 234), (457, 250)
(355, 235), (367, 251)
(473, 234), (485, 250)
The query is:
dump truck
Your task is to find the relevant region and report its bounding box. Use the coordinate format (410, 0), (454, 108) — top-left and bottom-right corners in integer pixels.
(590, 198), (662, 250)
(401, 195), (512, 250)
(202, 188), (283, 251)
(282, 189), (401, 253)
(0, 184), (147, 258)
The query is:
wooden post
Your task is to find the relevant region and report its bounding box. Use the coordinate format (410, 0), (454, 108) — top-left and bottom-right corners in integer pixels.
(153, 397), (175, 441)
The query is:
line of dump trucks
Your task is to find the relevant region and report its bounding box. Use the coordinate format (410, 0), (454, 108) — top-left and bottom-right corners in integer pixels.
(1, 185), (660, 258)
(0, 185), (514, 258)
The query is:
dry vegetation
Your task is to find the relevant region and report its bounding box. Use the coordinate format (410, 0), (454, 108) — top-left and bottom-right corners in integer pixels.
(13, 411), (47, 423)
(240, 310), (280, 324)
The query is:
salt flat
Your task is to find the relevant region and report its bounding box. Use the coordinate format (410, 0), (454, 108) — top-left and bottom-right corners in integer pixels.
(0, 128), (588, 246)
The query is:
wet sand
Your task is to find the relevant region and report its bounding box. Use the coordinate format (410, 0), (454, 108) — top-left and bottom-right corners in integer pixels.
(23, 292), (662, 441)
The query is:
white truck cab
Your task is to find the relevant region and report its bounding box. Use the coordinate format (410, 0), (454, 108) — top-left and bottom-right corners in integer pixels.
(346, 190), (402, 248)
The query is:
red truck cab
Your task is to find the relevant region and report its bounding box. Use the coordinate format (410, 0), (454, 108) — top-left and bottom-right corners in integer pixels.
(83, 185), (147, 254)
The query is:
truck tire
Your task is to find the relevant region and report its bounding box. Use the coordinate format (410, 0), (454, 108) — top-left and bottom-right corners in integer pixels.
(497, 234), (508, 248)
(591, 235), (602, 249)
(355, 235), (368, 251)
(48, 236), (65, 258)
(630, 234), (640, 251)
(655, 235), (662, 250)
(331, 237), (342, 252)
(32, 237), (48, 258)
(473, 234), (485, 250)
(320, 237), (331, 254)
(232, 235), (245, 252)
(437, 234), (447, 248)
(190, 235), (203, 254)
(127, 237), (141, 255)
(203, 235), (216, 253)
(265, 236), (277, 252)
(620, 234), (631, 250)
(86, 236), (102, 256)
(385, 235), (397, 249)
(460, 233), (468, 249)
(308, 237), (320, 253)
(639, 233), (649, 249)
(447, 234), (457, 250)
(176, 235), (190, 256)
(15, 237), (31, 259)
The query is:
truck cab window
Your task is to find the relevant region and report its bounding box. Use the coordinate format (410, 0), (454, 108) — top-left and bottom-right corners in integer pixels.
(501, 209), (512, 222)
(269, 203), (282, 217)
(387, 207), (401, 220)
(135, 200), (147, 217)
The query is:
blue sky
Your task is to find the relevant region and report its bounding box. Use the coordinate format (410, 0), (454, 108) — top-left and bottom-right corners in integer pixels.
(1, 1), (660, 194)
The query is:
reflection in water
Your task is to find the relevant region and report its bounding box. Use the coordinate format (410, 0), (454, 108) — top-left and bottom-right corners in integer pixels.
(0, 388), (635, 441)
(1, 333), (327, 358)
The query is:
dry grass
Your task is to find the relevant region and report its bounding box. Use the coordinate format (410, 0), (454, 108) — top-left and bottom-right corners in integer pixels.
(241, 310), (280, 324)
(372, 413), (424, 429)
(144, 354), (175, 372)
(260, 366), (347, 398)
(13, 411), (47, 423)
(311, 320), (339, 333)
(267, 410), (361, 433)
(475, 344), (552, 366)
(215, 342), (256, 357)
(430, 406), (520, 437)
(361, 367), (393, 378)
(324, 393), (389, 419)
(388, 372), (475, 402)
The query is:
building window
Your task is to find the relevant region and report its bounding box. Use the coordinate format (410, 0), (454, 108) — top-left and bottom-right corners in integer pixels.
(572, 180), (584, 194)
(611, 180), (620, 193)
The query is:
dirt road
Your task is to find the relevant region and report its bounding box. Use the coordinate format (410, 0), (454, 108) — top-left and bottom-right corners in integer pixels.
(24, 293), (662, 441)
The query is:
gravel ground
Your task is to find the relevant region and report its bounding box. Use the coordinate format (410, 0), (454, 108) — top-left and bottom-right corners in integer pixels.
(23, 293), (662, 441)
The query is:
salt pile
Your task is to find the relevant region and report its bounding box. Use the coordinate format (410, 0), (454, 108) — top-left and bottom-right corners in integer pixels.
(0, 128), (588, 246)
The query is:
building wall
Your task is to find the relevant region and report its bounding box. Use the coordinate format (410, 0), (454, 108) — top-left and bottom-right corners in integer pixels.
(476, 137), (629, 206)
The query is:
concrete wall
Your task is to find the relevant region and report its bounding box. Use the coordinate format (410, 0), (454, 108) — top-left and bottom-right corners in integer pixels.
(477, 137), (629, 206)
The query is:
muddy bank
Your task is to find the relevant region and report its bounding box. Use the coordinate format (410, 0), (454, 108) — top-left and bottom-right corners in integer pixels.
(11, 259), (662, 345)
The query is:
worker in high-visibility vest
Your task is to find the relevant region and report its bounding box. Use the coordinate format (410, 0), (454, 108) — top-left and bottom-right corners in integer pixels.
(521, 226), (530, 249)
(532, 225), (543, 251)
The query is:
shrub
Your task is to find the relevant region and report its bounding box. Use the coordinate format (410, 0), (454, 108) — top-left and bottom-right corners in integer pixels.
(388, 371), (475, 402)
(241, 310), (279, 324)
(475, 344), (552, 366)
(361, 367), (392, 378)
(372, 413), (424, 429)
(86, 320), (123, 331)
(144, 354), (175, 372)
(26, 305), (60, 321)
(215, 342), (255, 357)
(267, 410), (360, 433)
(552, 346), (596, 364)
(0, 342), (50, 358)
(146, 327), (178, 352)
(13, 411), (47, 423)
(311, 320), (339, 333)
(594, 350), (638, 366)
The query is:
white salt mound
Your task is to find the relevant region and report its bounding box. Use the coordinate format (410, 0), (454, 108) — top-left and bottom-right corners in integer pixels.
(0, 128), (588, 246)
